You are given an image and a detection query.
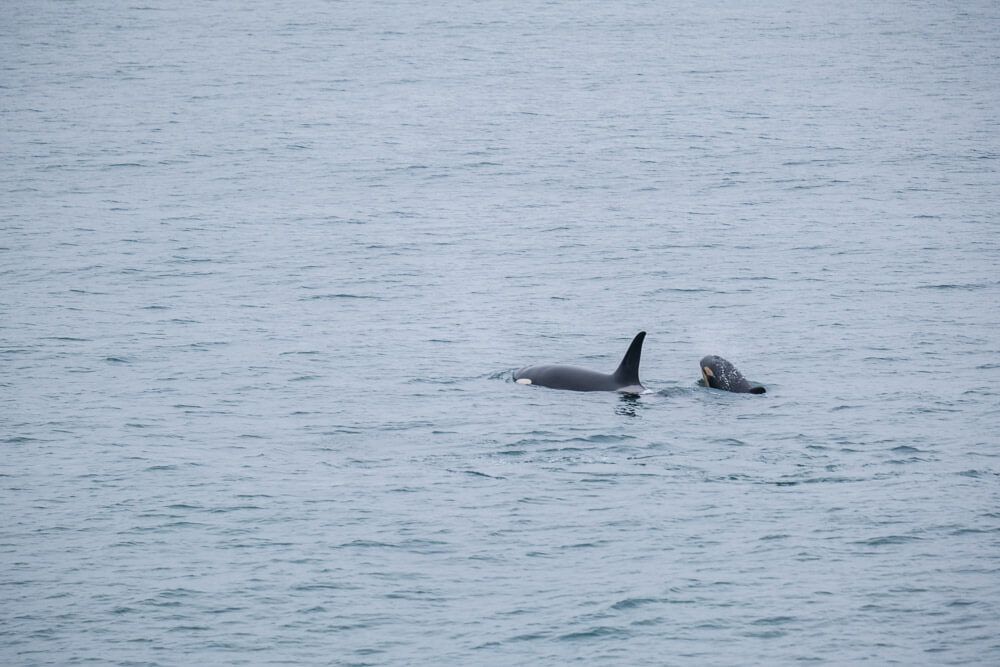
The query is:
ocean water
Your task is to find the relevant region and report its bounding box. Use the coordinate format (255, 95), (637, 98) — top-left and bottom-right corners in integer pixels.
(3, 1), (999, 664)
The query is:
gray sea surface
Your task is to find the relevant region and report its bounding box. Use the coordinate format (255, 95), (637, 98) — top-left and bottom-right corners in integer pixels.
(3, 1), (1000, 664)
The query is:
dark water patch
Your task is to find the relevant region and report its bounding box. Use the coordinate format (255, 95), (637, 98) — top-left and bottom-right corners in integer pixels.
(951, 527), (1000, 536)
(494, 449), (526, 457)
(0, 347), (36, 355)
(338, 540), (397, 549)
(559, 626), (630, 641)
(751, 616), (797, 626)
(647, 287), (717, 294)
(957, 470), (994, 479)
(301, 293), (383, 301)
(160, 521), (207, 529)
(3, 436), (39, 444)
(322, 427), (363, 435)
(773, 476), (864, 487)
(917, 282), (997, 290)
(104, 356), (131, 364)
(744, 629), (787, 639)
(610, 597), (660, 611)
(223, 539), (295, 549)
(182, 340), (230, 349)
(293, 582), (359, 592)
(207, 606), (244, 615)
(385, 589), (448, 601)
(708, 473), (755, 484)
(447, 469), (506, 480)
(909, 405), (961, 414)
(855, 535), (924, 547)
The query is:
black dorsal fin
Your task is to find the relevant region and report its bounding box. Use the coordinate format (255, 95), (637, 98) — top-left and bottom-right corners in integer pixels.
(613, 331), (645, 385)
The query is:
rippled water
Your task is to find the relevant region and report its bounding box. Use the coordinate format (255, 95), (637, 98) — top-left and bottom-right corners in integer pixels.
(3, 1), (1000, 664)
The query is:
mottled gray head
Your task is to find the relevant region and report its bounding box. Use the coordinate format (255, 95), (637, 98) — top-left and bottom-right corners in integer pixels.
(700, 355), (766, 394)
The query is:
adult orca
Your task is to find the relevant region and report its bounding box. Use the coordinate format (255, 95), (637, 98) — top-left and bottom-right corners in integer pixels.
(699, 355), (766, 394)
(514, 332), (646, 393)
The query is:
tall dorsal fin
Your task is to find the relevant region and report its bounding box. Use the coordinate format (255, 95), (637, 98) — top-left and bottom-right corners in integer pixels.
(613, 331), (645, 385)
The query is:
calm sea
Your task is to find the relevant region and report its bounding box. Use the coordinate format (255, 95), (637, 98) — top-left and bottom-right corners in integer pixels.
(3, 1), (999, 664)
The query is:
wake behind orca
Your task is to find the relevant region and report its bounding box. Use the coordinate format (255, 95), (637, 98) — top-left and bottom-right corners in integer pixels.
(514, 332), (646, 394)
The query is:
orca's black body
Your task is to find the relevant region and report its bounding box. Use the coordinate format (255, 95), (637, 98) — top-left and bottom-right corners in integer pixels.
(700, 355), (766, 394)
(514, 332), (646, 394)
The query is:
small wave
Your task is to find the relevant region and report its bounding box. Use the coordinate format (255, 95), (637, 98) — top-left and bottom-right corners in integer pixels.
(301, 293), (382, 300)
(494, 449), (525, 457)
(447, 469), (506, 480)
(559, 626), (630, 641)
(917, 282), (997, 290)
(751, 615), (797, 625)
(648, 287), (714, 294)
(610, 597), (659, 611)
(950, 527), (1000, 536)
(957, 469), (992, 478)
(855, 535), (923, 546)
(773, 476), (863, 486)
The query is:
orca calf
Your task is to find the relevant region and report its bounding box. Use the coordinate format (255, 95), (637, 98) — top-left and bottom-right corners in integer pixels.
(700, 355), (766, 394)
(514, 332), (646, 394)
